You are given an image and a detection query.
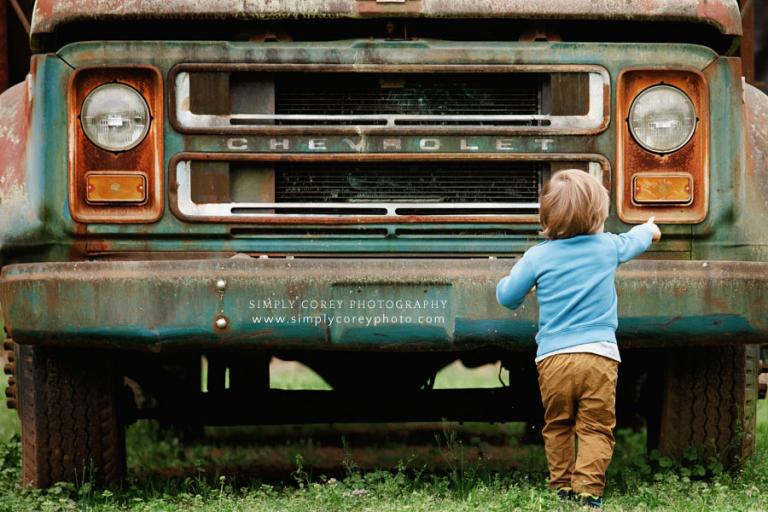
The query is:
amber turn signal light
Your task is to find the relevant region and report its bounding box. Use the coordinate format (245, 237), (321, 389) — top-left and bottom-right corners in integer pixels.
(85, 173), (147, 204)
(632, 173), (692, 205)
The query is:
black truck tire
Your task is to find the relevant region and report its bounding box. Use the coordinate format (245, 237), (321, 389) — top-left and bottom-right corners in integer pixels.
(655, 344), (759, 469)
(16, 344), (125, 487)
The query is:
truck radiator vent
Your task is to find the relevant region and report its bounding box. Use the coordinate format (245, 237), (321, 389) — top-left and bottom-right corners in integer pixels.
(274, 162), (542, 203)
(272, 73), (541, 126)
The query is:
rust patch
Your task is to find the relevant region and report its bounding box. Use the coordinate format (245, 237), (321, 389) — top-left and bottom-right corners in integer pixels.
(356, 0), (423, 15)
(0, 78), (40, 249)
(696, 0), (742, 35)
(0, 82), (25, 149)
(744, 85), (768, 205)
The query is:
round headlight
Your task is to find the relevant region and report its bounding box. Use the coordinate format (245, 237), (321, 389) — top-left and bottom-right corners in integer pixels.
(81, 83), (150, 152)
(628, 85), (696, 154)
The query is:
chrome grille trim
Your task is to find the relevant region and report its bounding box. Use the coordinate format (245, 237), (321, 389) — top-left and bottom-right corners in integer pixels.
(173, 65), (609, 133)
(175, 160), (541, 220)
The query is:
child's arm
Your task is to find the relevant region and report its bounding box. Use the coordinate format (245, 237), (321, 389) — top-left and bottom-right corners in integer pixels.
(496, 254), (537, 310)
(612, 217), (661, 263)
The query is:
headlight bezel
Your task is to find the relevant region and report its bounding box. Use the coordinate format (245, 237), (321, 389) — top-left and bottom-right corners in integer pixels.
(80, 82), (152, 153)
(69, 65), (164, 224)
(627, 84), (697, 154)
(615, 68), (709, 225)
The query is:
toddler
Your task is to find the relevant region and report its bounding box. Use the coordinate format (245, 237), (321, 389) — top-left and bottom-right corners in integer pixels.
(496, 169), (660, 508)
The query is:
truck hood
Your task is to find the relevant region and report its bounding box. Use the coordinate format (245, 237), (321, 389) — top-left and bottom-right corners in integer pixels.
(31, 0), (742, 48)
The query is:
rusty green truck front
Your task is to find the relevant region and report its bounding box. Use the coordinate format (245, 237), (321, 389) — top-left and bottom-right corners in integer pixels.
(0, 0), (766, 487)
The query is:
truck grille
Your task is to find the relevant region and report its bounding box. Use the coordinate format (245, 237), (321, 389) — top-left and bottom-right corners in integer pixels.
(173, 65), (607, 132)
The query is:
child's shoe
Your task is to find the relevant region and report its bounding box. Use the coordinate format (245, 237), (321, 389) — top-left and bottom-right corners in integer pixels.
(576, 492), (604, 508)
(555, 486), (574, 502)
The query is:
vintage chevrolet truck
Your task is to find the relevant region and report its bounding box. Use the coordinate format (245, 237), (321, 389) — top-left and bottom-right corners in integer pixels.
(1, 0), (767, 487)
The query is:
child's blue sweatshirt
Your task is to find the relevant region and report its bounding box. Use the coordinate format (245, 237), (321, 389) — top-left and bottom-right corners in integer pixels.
(496, 225), (654, 358)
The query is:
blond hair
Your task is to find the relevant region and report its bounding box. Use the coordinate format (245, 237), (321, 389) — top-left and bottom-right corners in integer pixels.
(539, 169), (609, 239)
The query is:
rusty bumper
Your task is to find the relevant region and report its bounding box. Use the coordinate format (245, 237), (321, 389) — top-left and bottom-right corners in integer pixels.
(0, 258), (766, 350)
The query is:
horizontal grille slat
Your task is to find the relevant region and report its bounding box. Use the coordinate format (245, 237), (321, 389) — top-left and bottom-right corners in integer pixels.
(273, 162), (542, 203)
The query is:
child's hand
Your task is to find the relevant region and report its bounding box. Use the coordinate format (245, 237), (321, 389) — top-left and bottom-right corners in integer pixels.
(645, 216), (662, 242)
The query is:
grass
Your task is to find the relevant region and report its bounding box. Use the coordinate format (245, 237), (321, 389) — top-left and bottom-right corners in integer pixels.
(0, 361), (766, 511)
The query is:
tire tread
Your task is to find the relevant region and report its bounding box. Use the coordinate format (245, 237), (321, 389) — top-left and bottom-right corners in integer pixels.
(17, 346), (125, 487)
(658, 345), (759, 468)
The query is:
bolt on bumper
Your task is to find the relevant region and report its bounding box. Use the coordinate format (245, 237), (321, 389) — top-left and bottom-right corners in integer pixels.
(1, 258), (766, 351)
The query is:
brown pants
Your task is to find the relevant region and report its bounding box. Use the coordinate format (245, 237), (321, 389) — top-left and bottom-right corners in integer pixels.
(536, 352), (619, 496)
